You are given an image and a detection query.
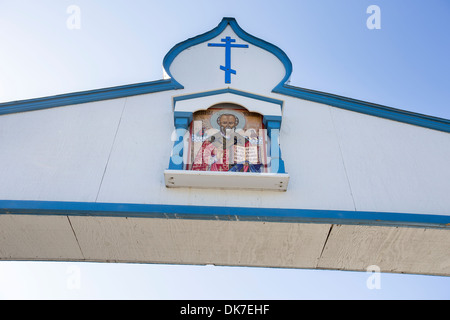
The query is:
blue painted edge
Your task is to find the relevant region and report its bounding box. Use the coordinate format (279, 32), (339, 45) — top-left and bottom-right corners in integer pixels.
(0, 200), (449, 229)
(0, 79), (181, 116)
(274, 84), (450, 133)
(174, 111), (193, 127)
(173, 88), (284, 109)
(162, 17), (292, 92)
(263, 115), (282, 128)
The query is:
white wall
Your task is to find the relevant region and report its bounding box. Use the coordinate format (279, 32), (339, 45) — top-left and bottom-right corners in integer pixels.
(0, 98), (125, 202)
(330, 106), (450, 215)
(1, 22), (449, 217)
(1, 89), (449, 216)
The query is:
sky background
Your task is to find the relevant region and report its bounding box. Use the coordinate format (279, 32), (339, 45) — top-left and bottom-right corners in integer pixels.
(0, 0), (449, 299)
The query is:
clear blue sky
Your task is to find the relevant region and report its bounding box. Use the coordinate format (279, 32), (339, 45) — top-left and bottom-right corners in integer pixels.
(0, 0), (449, 299)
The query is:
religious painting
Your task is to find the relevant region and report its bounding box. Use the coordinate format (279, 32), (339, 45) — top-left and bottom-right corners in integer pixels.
(186, 104), (268, 173)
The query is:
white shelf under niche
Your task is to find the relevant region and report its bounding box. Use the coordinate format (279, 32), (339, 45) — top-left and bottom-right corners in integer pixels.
(164, 170), (289, 192)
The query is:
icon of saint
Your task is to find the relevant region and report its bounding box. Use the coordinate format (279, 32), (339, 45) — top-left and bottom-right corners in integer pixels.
(191, 110), (262, 173)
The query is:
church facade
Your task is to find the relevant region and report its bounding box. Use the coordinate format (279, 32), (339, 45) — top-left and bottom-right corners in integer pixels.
(0, 18), (449, 276)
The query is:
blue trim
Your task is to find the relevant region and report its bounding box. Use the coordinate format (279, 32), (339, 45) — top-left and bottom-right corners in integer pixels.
(173, 111), (193, 127)
(0, 79), (181, 116)
(263, 115), (282, 127)
(168, 127), (187, 170)
(274, 84), (450, 133)
(173, 88), (284, 109)
(163, 17), (293, 93)
(0, 200), (449, 229)
(169, 112), (192, 170)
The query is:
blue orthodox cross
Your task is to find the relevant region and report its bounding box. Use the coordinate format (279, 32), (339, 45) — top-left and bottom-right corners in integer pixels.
(208, 37), (249, 84)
